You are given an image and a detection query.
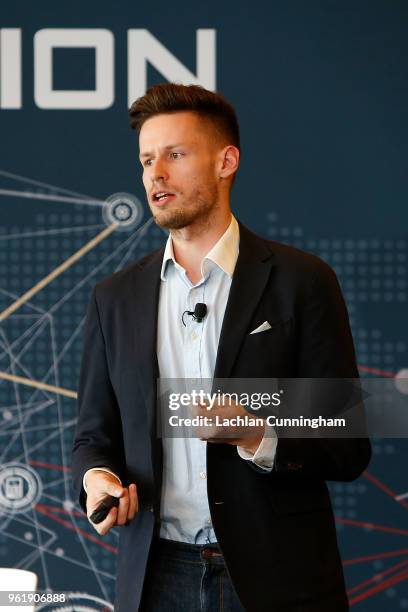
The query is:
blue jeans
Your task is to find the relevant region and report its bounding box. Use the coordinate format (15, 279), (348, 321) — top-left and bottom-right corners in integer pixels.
(139, 538), (246, 611)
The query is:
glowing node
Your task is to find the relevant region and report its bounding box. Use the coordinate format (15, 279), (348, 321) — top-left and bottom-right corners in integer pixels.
(394, 369), (408, 395)
(63, 499), (75, 512)
(0, 463), (42, 514)
(24, 531), (34, 541)
(102, 192), (143, 231)
(55, 547), (64, 556)
(2, 409), (13, 421)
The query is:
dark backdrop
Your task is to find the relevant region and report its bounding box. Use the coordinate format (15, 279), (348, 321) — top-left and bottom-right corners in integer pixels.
(0, 2), (407, 610)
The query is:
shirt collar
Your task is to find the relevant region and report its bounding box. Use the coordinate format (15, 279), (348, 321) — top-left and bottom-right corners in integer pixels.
(160, 214), (240, 281)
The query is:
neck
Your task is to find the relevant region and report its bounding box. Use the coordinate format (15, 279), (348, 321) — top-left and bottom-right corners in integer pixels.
(170, 207), (232, 284)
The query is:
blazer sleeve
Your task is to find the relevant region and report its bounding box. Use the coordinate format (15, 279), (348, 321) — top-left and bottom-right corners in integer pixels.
(273, 259), (371, 481)
(72, 286), (126, 513)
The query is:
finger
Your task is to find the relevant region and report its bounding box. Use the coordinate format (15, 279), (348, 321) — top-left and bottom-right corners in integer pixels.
(95, 506), (118, 536)
(127, 483), (138, 520)
(86, 489), (121, 519)
(116, 488), (129, 525)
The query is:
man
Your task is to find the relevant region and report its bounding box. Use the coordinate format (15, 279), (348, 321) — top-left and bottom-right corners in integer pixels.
(72, 83), (371, 612)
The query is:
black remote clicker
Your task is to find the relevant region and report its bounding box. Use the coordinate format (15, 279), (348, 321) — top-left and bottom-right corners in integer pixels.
(89, 495), (120, 524)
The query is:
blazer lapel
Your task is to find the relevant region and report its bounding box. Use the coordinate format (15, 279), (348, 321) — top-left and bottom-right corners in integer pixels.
(132, 248), (164, 494)
(213, 223), (275, 380)
(133, 249), (163, 397)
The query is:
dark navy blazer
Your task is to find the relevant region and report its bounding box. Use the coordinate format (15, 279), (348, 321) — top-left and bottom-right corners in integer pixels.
(72, 222), (371, 612)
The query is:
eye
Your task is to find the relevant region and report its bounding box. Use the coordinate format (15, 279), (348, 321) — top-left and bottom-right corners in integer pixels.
(170, 152), (183, 160)
(143, 159), (153, 167)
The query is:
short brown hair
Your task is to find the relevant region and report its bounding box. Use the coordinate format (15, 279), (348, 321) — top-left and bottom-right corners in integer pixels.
(129, 83), (240, 149)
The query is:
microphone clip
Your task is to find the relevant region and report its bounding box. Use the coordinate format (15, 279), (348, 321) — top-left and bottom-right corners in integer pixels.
(182, 302), (207, 326)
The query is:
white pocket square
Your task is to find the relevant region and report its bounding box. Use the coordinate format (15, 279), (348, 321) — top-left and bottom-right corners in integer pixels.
(249, 321), (272, 335)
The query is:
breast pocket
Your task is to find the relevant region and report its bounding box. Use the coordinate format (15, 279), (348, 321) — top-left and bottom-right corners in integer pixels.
(235, 317), (295, 377)
(249, 318), (292, 337)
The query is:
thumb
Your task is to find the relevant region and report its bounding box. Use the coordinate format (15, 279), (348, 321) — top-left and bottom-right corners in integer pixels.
(105, 482), (124, 498)
(101, 479), (124, 498)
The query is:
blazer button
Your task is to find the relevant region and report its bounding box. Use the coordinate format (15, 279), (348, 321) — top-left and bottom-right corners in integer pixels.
(287, 462), (302, 471)
(149, 506), (154, 512)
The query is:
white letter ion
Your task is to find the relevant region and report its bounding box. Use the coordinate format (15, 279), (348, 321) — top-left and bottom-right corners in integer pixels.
(0, 29), (22, 109)
(127, 29), (216, 106)
(34, 29), (114, 109)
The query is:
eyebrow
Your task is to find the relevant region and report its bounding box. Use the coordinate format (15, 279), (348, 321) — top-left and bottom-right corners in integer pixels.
(139, 143), (186, 160)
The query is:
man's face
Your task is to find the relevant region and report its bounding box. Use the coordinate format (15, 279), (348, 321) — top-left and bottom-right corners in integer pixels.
(139, 111), (222, 230)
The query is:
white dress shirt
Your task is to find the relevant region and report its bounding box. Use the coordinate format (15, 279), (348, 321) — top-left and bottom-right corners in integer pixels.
(84, 215), (277, 543)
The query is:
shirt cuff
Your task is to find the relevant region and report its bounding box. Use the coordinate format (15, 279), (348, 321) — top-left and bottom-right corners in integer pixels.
(237, 425), (277, 471)
(83, 468), (122, 494)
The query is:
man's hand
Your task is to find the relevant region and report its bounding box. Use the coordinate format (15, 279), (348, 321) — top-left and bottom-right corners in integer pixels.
(85, 471), (138, 536)
(191, 398), (265, 454)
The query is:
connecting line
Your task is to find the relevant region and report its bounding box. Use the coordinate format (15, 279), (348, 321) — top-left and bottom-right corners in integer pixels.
(0, 223), (118, 323)
(347, 558), (408, 596)
(0, 370), (77, 399)
(0, 221), (149, 400)
(363, 470), (408, 512)
(343, 548), (408, 567)
(0, 224), (106, 241)
(0, 188), (105, 207)
(349, 566), (408, 606)
(0, 169), (104, 200)
(0, 288), (46, 316)
(358, 364), (395, 378)
(2, 529), (115, 580)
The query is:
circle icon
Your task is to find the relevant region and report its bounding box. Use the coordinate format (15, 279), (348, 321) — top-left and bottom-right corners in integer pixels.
(102, 192), (143, 231)
(0, 463), (42, 513)
(36, 592), (114, 611)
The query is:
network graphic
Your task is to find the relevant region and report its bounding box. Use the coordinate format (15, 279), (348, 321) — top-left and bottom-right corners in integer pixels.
(0, 170), (161, 609)
(0, 171), (406, 610)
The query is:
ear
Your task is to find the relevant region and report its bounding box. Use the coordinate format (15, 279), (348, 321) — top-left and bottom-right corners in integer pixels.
(218, 145), (240, 180)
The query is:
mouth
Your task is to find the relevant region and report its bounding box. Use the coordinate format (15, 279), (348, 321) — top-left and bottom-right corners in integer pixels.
(151, 191), (176, 206)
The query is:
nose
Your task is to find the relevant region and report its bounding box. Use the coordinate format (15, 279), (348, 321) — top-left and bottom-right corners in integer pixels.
(151, 158), (168, 183)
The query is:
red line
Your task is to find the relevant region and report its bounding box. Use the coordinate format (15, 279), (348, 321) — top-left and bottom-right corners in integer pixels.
(35, 505), (118, 554)
(349, 567), (408, 605)
(347, 558), (408, 595)
(335, 516), (408, 537)
(363, 471), (408, 511)
(357, 364), (395, 378)
(364, 471), (397, 498)
(36, 503), (83, 518)
(343, 548), (408, 566)
(29, 460), (71, 473)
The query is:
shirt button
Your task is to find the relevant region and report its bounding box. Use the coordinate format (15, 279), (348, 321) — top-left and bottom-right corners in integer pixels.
(191, 331), (198, 340)
(199, 471), (207, 479)
(207, 518), (212, 525)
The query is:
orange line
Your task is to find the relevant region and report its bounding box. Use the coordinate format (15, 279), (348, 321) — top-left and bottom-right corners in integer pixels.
(0, 370), (77, 399)
(0, 223), (118, 322)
